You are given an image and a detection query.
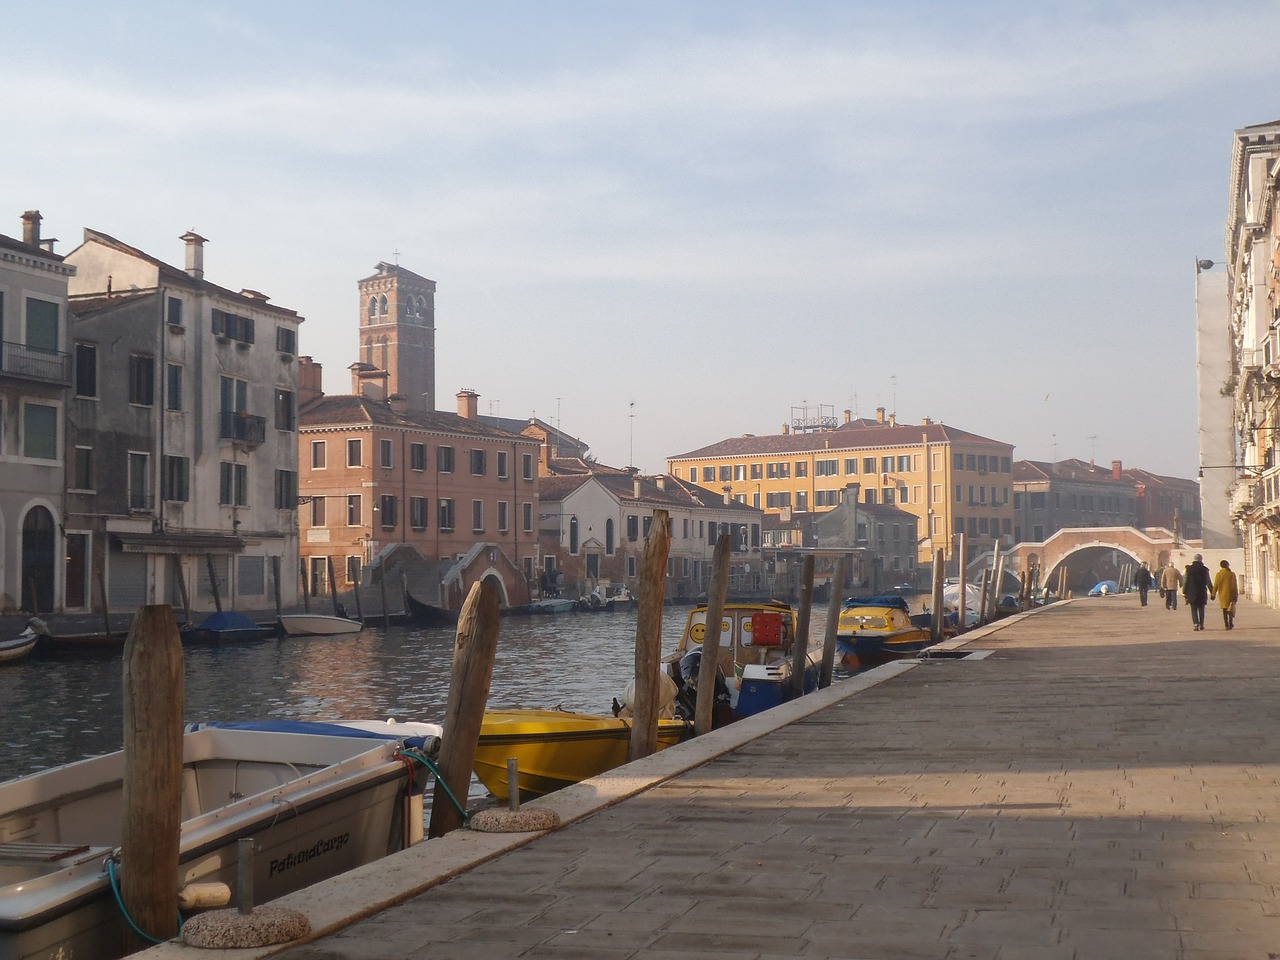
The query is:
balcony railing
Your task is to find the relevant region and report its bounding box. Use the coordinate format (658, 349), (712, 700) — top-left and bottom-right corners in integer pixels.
(219, 410), (267, 445)
(1, 341), (71, 386)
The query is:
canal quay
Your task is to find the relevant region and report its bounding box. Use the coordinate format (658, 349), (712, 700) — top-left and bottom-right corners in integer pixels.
(137, 596), (1280, 960)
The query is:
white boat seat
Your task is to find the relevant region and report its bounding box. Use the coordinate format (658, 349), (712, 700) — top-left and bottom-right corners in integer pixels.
(0, 841), (95, 863)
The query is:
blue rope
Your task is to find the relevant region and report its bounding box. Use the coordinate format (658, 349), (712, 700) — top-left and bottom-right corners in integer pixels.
(396, 749), (470, 823)
(105, 856), (184, 943)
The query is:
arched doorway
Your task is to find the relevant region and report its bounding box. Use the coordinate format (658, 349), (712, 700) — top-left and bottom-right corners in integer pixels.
(22, 505), (56, 613)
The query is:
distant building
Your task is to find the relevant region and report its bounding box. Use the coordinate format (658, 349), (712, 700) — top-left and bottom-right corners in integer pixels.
(668, 406), (1015, 565)
(64, 226), (303, 613)
(0, 211), (75, 613)
(357, 262), (435, 415)
(479, 415), (590, 465)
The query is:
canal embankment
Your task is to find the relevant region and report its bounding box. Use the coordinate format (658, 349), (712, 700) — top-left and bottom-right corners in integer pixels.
(145, 595), (1280, 958)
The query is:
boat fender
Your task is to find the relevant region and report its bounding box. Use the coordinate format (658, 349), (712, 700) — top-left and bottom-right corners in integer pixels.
(619, 670), (678, 718)
(178, 881), (232, 910)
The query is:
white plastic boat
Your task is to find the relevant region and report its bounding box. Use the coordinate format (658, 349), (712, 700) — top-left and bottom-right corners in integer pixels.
(0, 722), (439, 960)
(277, 613), (363, 637)
(0, 619), (46, 664)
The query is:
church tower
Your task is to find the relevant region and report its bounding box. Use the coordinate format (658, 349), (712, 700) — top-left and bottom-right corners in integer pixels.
(356, 262), (436, 413)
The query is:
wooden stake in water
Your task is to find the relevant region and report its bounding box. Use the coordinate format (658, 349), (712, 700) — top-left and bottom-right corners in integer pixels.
(789, 555), (815, 700)
(629, 509), (671, 762)
(931, 548), (946, 642)
(695, 534), (731, 737)
(819, 557), (847, 688)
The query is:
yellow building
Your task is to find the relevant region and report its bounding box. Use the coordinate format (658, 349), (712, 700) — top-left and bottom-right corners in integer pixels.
(667, 409), (1016, 564)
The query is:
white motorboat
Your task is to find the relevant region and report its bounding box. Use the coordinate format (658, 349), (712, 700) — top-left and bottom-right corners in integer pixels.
(527, 597), (575, 615)
(0, 619), (47, 664)
(277, 613), (363, 637)
(0, 722), (440, 960)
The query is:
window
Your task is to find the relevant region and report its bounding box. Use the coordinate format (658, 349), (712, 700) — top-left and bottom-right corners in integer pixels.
(863, 457), (875, 473)
(734, 464), (746, 481)
(311, 497), (326, 526)
(815, 459), (838, 477)
(211, 308), (254, 344)
(274, 389), (295, 431)
(219, 462), (248, 506)
(438, 498), (455, 530)
(497, 500), (509, 532)
(881, 456), (894, 473)
(380, 438), (393, 468)
(346, 556), (362, 585)
(74, 344), (97, 398)
(73, 446), (93, 490)
(411, 496), (428, 530)
(795, 461), (808, 478)
(719, 465), (731, 482)
(627, 557), (637, 578)
(967, 455), (977, 471)
(644, 516), (654, 538)
(347, 439), (362, 466)
(883, 487), (895, 505)
(166, 364), (183, 411)
(605, 518), (615, 554)
(311, 441), (327, 468)
(472, 500), (484, 532)
(274, 469), (296, 509)
(522, 502), (533, 533)
(410, 442), (426, 471)
(129, 355), (155, 406)
(128, 452), (150, 509)
(22, 402), (57, 460)
(471, 449), (486, 476)
(162, 456), (190, 502)
(796, 490), (809, 511)
(898, 455), (911, 472)
(346, 495), (361, 525)
(379, 495), (397, 528)
(954, 453), (964, 470)
(702, 467), (715, 482)
(166, 296), (183, 327)
(276, 326), (296, 355)
(978, 455), (988, 472)
(864, 489), (877, 504)
(627, 515), (639, 541)
(569, 516), (579, 553)
(25, 297), (58, 352)
(522, 453), (533, 480)
(497, 451), (509, 479)
(220, 375), (247, 413)
(438, 446), (454, 473)
(899, 485), (909, 503)
(750, 463), (763, 480)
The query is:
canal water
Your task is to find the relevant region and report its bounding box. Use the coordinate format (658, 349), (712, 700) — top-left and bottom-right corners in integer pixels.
(0, 606), (831, 783)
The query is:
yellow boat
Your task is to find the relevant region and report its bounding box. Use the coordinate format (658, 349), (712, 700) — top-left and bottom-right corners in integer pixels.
(472, 709), (691, 802)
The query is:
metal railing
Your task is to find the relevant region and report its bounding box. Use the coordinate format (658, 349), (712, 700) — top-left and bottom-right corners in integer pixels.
(1, 341), (71, 385)
(219, 410), (267, 444)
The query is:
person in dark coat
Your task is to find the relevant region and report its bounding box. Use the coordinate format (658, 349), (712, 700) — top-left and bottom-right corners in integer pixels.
(1183, 554), (1212, 631)
(1134, 562), (1153, 606)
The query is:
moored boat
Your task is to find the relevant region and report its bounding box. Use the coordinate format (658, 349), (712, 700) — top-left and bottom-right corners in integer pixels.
(277, 613), (363, 637)
(179, 610), (276, 644)
(527, 597), (575, 615)
(472, 709), (691, 803)
(0, 723), (439, 960)
(404, 590), (457, 627)
(836, 595), (939, 668)
(0, 619), (46, 664)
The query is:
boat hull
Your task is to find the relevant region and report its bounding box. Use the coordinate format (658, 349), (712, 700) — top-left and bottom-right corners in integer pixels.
(278, 614), (363, 637)
(472, 710), (690, 803)
(0, 727), (422, 960)
(0, 635), (37, 664)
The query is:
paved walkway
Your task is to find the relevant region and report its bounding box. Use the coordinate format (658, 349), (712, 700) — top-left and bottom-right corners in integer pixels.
(149, 595), (1280, 960)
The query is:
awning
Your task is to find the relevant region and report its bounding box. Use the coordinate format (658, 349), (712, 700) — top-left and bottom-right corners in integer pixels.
(112, 532), (245, 555)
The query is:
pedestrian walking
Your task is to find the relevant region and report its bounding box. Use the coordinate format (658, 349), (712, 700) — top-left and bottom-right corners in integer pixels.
(1134, 562), (1153, 606)
(1211, 559), (1239, 630)
(1184, 554), (1212, 631)
(1160, 561), (1182, 611)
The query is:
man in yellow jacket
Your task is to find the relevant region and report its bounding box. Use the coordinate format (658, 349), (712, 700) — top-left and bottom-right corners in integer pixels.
(1211, 560), (1239, 630)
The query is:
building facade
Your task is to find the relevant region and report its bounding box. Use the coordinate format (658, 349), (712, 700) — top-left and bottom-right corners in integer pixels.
(64, 228), (303, 613)
(357, 262), (435, 415)
(0, 212), (74, 613)
(668, 408), (1016, 565)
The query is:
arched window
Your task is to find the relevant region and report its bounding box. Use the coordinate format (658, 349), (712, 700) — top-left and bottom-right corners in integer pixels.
(605, 518), (615, 555)
(367, 297), (376, 323)
(379, 294), (388, 316)
(569, 516), (579, 555)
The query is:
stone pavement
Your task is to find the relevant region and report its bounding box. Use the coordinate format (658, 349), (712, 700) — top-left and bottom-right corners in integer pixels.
(147, 595), (1280, 960)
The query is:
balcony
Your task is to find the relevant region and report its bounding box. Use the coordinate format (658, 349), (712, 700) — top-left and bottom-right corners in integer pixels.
(219, 410), (267, 446)
(1, 341), (71, 386)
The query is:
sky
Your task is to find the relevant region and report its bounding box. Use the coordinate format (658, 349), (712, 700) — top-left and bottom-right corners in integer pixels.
(6, 1), (1278, 478)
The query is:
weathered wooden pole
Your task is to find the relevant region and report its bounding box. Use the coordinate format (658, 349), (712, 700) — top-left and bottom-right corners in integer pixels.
(956, 533), (968, 631)
(695, 534), (732, 737)
(789, 554), (815, 699)
(993, 551), (1006, 612)
(379, 570), (390, 627)
(986, 538), (1001, 614)
(978, 569), (991, 624)
(327, 557), (340, 616)
(204, 554), (222, 612)
(819, 557), (847, 688)
(300, 563), (310, 613)
(97, 566), (112, 636)
(931, 548), (946, 641)
(121, 605), (184, 952)
(1018, 569), (1028, 611)
(427, 581), (501, 838)
(270, 556), (281, 621)
(352, 574), (365, 623)
(629, 509), (671, 762)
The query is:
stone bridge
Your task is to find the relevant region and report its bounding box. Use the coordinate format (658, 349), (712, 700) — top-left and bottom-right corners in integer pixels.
(992, 526), (1182, 592)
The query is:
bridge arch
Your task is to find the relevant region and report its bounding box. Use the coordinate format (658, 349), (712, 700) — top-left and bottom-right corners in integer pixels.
(1003, 527), (1177, 594)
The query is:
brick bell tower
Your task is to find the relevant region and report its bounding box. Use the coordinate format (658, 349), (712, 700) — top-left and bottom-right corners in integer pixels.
(357, 262), (436, 413)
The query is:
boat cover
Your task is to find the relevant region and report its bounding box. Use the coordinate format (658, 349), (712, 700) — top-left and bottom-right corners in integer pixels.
(196, 611), (262, 630)
(185, 720), (439, 752)
(841, 595), (911, 613)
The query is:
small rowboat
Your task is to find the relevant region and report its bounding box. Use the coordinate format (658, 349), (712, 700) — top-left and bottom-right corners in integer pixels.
(0, 618), (47, 664)
(277, 613), (363, 637)
(472, 709), (691, 803)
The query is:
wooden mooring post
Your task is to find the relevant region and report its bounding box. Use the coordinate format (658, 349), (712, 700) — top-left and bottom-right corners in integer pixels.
(956, 532), (968, 631)
(629, 509), (671, 763)
(930, 549), (946, 642)
(121, 605), (184, 953)
(819, 557), (847, 688)
(789, 555), (815, 700)
(695, 534), (732, 736)
(327, 557), (340, 617)
(427, 581), (501, 838)
(204, 554), (222, 613)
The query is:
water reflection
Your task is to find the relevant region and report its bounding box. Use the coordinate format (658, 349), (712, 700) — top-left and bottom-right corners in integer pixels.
(0, 606), (829, 782)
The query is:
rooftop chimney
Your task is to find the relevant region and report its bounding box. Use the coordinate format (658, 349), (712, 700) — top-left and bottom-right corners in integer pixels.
(1112, 459), (1122, 481)
(180, 231), (207, 281)
(922, 416), (932, 426)
(843, 409), (852, 424)
(656, 475), (666, 490)
(388, 393), (408, 414)
(456, 388), (479, 420)
(541, 442), (552, 470)
(21, 210), (40, 246)
(888, 412), (897, 426)
(633, 478), (642, 499)
(876, 407), (886, 424)
(297, 357), (324, 407)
